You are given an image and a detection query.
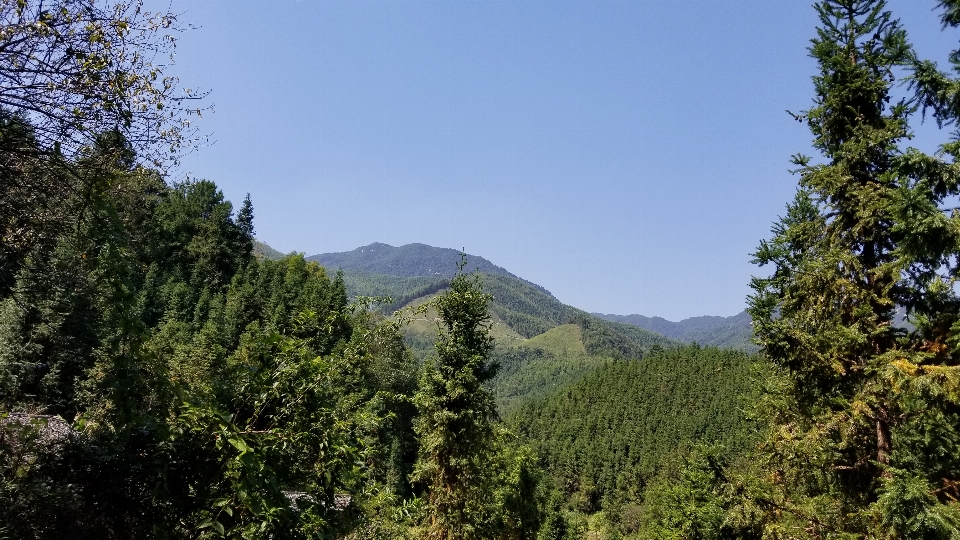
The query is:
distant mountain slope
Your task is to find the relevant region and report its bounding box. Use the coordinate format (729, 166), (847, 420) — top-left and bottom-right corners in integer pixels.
(593, 310), (756, 351)
(253, 240), (286, 260)
(340, 266), (679, 413)
(308, 242), (539, 284)
(311, 242), (676, 351)
(337, 270), (448, 312)
(374, 270), (676, 354)
(482, 273), (584, 338)
(491, 325), (610, 415)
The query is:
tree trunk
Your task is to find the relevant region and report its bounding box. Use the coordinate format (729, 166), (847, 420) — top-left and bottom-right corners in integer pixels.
(876, 410), (892, 479)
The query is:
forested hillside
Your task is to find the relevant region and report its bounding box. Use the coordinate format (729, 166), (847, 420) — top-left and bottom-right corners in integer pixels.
(339, 269), (449, 313)
(274, 240), (733, 354)
(513, 346), (762, 504)
(492, 325), (612, 414)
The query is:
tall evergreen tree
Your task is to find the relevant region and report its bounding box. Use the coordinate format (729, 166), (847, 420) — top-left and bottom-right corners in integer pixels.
(749, 0), (960, 535)
(412, 260), (499, 540)
(236, 193), (255, 262)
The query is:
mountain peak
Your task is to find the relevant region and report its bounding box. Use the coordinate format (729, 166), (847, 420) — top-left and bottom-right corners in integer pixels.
(356, 242), (392, 252)
(307, 242), (523, 281)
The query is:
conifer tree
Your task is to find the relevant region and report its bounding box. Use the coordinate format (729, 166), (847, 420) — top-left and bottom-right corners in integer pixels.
(234, 193), (255, 259)
(750, 0), (960, 535)
(412, 259), (499, 540)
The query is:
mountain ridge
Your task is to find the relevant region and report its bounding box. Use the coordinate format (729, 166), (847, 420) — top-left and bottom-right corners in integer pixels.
(593, 310), (755, 351)
(307, 242), (555, 297)
(314, 243), (505, 277)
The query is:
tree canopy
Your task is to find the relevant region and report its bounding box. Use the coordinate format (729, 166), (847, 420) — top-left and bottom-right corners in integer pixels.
(0, 0), (205, 166)
(744, 0), (960, 535)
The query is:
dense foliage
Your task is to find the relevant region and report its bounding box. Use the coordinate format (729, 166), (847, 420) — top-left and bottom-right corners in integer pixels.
(0, 128), (421, 535)
(513, 346), (762, 521)
(491, 329), (611, 415)
(743, 0), (960, 536)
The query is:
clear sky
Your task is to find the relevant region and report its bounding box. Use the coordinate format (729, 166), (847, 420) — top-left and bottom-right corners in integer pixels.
(158, 0), (956, 321)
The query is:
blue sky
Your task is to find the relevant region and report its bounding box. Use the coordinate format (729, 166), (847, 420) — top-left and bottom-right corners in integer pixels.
(161, 0), (956, 320)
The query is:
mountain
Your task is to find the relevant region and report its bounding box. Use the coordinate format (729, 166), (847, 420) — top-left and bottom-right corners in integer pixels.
(308, 242), (539, 286)
(307, 242), (673, 345)
(593, 310), (756, 351)
(261, 240), (751, 351)
(323, 249), (671, 338)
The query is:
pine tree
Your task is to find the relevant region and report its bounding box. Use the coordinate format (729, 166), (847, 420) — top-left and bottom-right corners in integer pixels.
(412, 259), (499, 540)
(236, 193), (255, 261)
(749, 0), (960, 535)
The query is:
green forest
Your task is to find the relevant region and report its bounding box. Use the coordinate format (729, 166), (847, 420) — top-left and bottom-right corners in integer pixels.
(4, 0), (960, 538)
